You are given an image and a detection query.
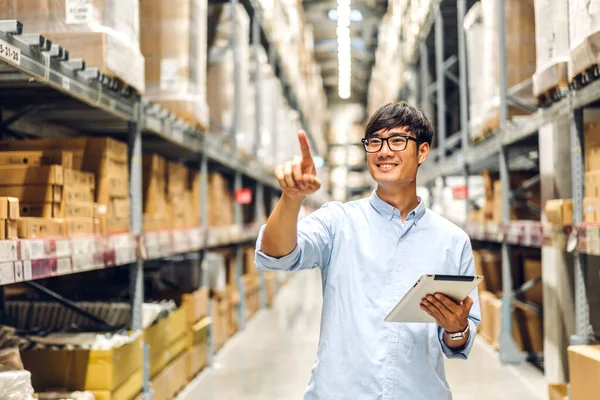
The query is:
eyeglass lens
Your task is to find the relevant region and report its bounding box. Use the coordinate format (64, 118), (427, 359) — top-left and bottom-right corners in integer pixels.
(364, 136), (408, 152)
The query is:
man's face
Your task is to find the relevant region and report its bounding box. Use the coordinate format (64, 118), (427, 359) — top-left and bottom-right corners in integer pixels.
(365, 127), (429, 187)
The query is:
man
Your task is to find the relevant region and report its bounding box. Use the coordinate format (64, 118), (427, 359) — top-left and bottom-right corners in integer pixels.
(255, 102), (481, 399)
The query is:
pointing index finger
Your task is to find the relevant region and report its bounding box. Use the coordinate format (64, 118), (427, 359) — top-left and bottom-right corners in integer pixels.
(298, 130), (313, 161)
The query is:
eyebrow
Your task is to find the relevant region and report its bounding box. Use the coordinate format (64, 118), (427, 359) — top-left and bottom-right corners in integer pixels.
(370, 132), (408, 138)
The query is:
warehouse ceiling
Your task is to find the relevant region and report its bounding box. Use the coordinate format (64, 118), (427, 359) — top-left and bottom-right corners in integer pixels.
(302, 0), (388, 105)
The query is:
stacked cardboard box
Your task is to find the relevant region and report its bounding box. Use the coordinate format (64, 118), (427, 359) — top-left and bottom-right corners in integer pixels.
(0, 0), (145, 93)
(181, 287), (210, 381)
(464, 0), (536, 141)
(0, 138), (130, 235)
(568, 1), (600, 83)
(0, 197), (19, 239)
(211, 290), (230, 352)
(242, 247), (260, 318)
(167, 162), (200, 230)
(143, 154), (168, 232)
(545, 199), (573, 226)
(225, 254), (240, 337)
(478, 291), (543, 353)
(208, 173), (233, 227)
(141, 0), (209, 130)
(548, 384), (569, 400)
(583, 121), (600, 223)
(21, 335), (143, 400)
(145, 307), (187, 381)
(568, 345), (600, 400)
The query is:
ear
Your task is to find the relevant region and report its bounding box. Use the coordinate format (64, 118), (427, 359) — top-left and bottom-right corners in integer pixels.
(417, 142), (430, 166)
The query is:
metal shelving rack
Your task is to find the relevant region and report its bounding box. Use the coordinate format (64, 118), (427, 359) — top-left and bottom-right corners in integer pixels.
(403, 0), (598, 372)
(0, 0), (326, 395)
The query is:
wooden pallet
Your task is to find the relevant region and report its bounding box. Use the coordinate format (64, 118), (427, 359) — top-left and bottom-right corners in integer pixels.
(536, 86), (567, 108)
(569, 63), (600, 91)
(471, 114), (499, 144)
(534, 61), (569, 108)
(569, 30), (600, 90)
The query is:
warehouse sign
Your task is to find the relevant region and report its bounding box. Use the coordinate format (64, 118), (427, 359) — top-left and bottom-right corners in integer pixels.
(453, 185), (468, 200)
(235, 188), (252, 204)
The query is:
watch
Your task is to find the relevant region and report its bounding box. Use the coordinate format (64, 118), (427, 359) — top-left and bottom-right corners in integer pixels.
(446, 324), (470, 341)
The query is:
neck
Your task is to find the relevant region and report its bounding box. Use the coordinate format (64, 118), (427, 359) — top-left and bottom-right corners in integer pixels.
(376, 183), (419, 222)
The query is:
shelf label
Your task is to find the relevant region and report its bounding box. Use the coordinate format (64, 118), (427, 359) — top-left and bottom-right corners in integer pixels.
(13, 261), (23, 282)
(55, 239), (71, 258)
(23, 260), (32, 281)
(56, 257), (72, 275)
(65, 0), (94, 24)
(0, 38), (21, 66)
(0, 262), (14, 284)
(235, 188), (253, 205)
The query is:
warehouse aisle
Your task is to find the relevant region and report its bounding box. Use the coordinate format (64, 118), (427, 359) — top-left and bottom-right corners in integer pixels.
(178, 270), (548, 400)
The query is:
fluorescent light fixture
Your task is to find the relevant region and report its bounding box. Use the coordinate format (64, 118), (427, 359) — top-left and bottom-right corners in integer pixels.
(328, 9), (363, 21)
(337, 0), (352, 99)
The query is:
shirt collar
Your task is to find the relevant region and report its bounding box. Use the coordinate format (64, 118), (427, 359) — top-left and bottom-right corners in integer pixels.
(369, 190), (426, 224)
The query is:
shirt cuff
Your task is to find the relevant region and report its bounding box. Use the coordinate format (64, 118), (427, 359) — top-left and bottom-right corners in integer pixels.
(254, 224), (301, 271)
(438, 319), (477, 360)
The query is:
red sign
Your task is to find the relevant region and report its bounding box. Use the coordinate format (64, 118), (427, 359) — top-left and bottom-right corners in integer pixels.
(452, 185), (468, 200)
(235, 188), (253, 204)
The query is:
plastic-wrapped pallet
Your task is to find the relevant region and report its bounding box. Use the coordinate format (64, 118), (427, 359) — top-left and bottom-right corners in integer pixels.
(207, 3), (250, 139)
(0, 0), (145, 92)
(532, 0), (569, 97)
(568, 0), (600, 81)
(464, 0), (536, 142)
(140, 0), (209, 129)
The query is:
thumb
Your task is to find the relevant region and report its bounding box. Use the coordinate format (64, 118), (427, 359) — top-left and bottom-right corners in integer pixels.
(462, 296), (474, 311)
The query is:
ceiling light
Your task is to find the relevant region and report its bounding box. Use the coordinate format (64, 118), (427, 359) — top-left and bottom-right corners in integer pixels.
(337, 0), (352, 100)
(328, 9), (363, 22)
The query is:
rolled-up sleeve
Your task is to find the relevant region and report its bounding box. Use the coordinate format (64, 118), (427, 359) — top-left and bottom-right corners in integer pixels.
(438, 237), (482, 360)
(255, 202), (342, 272)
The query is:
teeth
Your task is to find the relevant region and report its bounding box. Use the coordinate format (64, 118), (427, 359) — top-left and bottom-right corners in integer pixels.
(379, 164), (396, 168)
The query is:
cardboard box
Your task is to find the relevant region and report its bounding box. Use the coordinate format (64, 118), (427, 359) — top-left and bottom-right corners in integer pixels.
(585, 120), (600, 148)
(64, 218), (96, 237)
(548, 383), (569, 400)
(168, 161), (188, 195)
(0, 150), (73, 168)
(568, 345), (600, 400)
(166, 307), (187, 345)
(0, 197), (19, 220)
(586, 171), (600, 198)
(480, 250), (503, 295)
(523, 258), (543, 306)
(244, 247), (257, 275)
(545, 199), (573, 226)
(151, 363), (170, 400)
(514, 301), (543, 354)
(17, 218), (63, 239)
(64, 169), (96, 190)
(41, 32), (145, 93)
(143, 154), (167, 214)
(64, 185), (95, 203)
(187, 340), (208, 381)
(586, 146), (600, 172)
(0, 185), (62, 203)
(583, 197), (600, 223)
(186, 317), (210, 349)
(107, 215), (131, 234)
(0, 165), (64, 186)
(168, 350), (189, 398)
(211, 293), (230, 351)
(182, 287), (210, 327)
(19, 202), (95, 219)
(0, 219), (17, 240)
(90, 368), (143, 400)
(109, 197), (131, 219)
(21, 335), (143, 392)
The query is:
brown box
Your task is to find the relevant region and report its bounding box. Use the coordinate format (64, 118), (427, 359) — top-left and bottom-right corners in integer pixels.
(109, 197), (131, 219)
(187, 341), (208, 382)
(477, 291), (498, 343)
(548, 384), (568, 400)
(107, 215), (131, 234)
(151, 363), (170, 400)
(64, 169), (96, 190)
(0, 185), (62, 203)
(143, 154), (167, 214)
(514, 300), (543, 354)
(0, 197), (19, 220)
(0, 150), (73, 168)
(168, 350), (188, 398)
(182, 287), (209, 327)
(17, 218), (63, 239)
(20, 202), (95, 219)
(168, 161), (188, 195)
(586, 120), (600, 149)
(0, 165), (63, 185)
(90, 368), (143, 400)
(64, 218), (96, 237)
(586, 146), (600, 172)
(545, 199), (573, 226)
(0, 219), (17, 240)
(480, 250), (503, 295)
(523, 258), (543, 306)
(586, 171), (600, 198)
(40, 32), (145, 93)
(568, 345), (600, 400)
(211, 292), (230, 352)
(64, 185), (95, 204)
(583, 197), (600, 223)
(21, 335), (143, 392)
(473, 250), (488, 292)
(208, 173), (233, 227)
(244, 247), (257, 275)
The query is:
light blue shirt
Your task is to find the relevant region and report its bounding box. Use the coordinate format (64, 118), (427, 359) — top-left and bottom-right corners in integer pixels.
(255, 191), (481, 400)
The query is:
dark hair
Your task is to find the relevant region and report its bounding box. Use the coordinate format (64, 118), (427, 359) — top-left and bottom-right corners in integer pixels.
(364, 102), (434, 146)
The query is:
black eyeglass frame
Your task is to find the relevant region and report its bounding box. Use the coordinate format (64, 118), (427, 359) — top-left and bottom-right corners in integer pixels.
(360, 134), (424, 153)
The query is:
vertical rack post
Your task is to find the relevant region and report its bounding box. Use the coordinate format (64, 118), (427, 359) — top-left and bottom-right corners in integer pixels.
(256, 182), (266, 309)
(270, 44), (278, 167)
(234, 171), (246, 329)
(570, 106), (591, 345)
(420, 42), (430, 119)
(252, 14), (262, 156)
(434, 8), (446, 163)
(200, 153), (214, 365)
(231, 0), (240, 149)
(457, 0), (470, 217)
(497, 0), (524, 364)
(128, 101), (149, 394)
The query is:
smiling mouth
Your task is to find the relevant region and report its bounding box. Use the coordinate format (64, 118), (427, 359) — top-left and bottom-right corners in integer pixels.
(376, 163), (398, 170)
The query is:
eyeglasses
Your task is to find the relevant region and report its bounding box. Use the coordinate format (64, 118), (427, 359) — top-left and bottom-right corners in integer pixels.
(361, 134), (422, 153)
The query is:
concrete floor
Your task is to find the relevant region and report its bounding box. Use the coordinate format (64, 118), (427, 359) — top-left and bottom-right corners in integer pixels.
(178, 270), (549, 400)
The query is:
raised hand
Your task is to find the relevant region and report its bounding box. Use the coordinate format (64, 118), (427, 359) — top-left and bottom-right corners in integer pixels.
(275, 130), (322, 199)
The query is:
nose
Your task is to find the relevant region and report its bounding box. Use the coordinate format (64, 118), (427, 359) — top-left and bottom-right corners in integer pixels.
(378, 139), (394, 157)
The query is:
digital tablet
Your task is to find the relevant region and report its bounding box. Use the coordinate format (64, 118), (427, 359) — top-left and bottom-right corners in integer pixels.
(384, 274), (484, 323)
